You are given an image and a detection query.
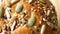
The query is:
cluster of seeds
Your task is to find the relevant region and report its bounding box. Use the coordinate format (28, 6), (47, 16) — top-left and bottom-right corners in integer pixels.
(0, 0), (58, 34)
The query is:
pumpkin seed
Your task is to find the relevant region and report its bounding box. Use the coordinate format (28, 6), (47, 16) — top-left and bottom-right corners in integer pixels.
(15, 4), (23, 13)
(40, 25), (46, 34)
(0, 6), (2, 17)
(28, 17), (36, 26)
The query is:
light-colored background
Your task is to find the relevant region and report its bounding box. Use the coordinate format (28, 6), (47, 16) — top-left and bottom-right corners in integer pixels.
(50, 0), (60, 34)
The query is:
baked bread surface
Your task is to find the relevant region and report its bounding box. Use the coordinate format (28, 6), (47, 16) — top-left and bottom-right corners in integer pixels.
(0, 0), (58, 34)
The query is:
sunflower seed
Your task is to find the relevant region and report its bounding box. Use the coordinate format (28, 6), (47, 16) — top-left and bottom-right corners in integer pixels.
(40, 0), (45, 3)
(51, 16), (56, 20)
(11, 20), (17, 31)
(15, 3), (23, 13)
(42, 15), (48, 21)
(5, 7), (11, 20)
(40, 25), (46, 34)
(46, 10), (50, 16)
(46, 22), (54, 27)
(5, 0), (11, 7)
(28, 0), (33, 3)
(43, 17), (47, 21)
(11, 0), (19, 4)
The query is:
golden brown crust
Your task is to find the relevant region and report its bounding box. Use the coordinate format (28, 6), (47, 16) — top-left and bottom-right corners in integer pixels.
(0, 0), (58, 34)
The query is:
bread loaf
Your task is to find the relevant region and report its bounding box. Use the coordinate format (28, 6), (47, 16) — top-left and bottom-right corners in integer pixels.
(0, 0), (58, 34)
